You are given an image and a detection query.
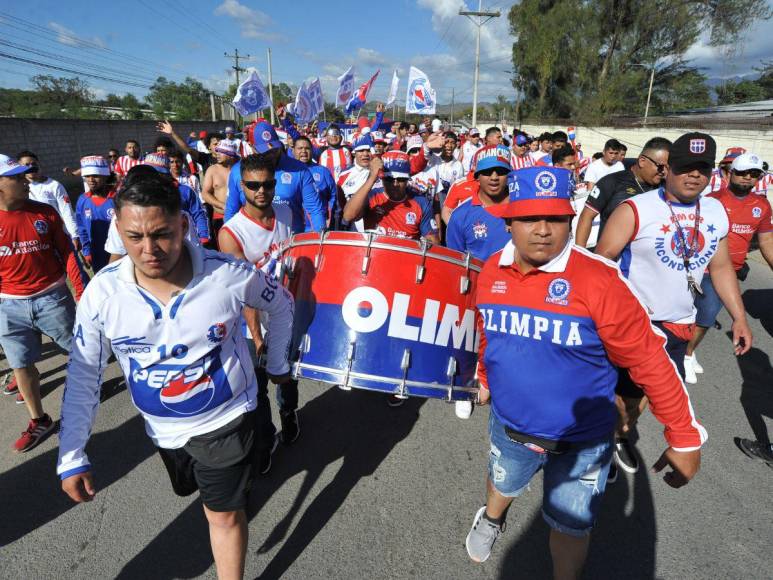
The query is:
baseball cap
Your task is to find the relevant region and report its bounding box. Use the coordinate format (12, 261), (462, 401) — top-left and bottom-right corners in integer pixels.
(720, 146), (746, 165)
(0, 154), (31, 177)
(382, 151), (411, 179)
(198, 130), (207, 139)
(668, 132), (716, 174)
(371, 131), (386, 144)
(225, 126), (235, 133)
(215, 140), (239, 158)
(474, 145), (512, 175)
(469, 128), (480, 136)
(731, 152), (764, 172)
(418, 126), (429, 134)
(250, 121), (282, 154)
(80, 155), (111, 176)
(406, 135), (424, 152)
(488, 167), (575, 219)
(514, 134), (530, 146)
(142, 152), (171, 173)
(352, 134), (374, 152)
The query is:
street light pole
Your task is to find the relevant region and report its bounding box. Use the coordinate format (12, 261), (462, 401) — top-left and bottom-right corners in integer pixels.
(459, 1), (500, 129)
(644, 64), (655, 126)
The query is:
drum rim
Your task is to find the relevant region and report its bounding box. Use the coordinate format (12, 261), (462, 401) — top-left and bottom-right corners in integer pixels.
(282, 236), (483, 273)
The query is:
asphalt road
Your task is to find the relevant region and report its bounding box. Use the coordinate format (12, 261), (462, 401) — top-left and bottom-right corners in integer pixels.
(0, 253), (771, 580)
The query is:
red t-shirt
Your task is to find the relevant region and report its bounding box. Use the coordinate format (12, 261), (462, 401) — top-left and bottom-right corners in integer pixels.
(364, 193), (436, 240)
(443, 178), (479, 210)
(709, 187), (773, 271)
(0, 200), (87, 299)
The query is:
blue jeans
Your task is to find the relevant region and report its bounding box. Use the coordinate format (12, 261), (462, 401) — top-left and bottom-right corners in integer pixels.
(488, 412), (613, 537)
(694, 274), (723, 329)
(0, 285), (75, 368)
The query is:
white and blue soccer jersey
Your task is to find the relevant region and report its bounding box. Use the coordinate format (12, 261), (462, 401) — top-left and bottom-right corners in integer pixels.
(57, 241), (294, 479)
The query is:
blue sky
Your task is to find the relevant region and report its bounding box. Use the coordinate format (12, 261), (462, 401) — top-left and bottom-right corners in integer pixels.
(1, 1), (771, 105)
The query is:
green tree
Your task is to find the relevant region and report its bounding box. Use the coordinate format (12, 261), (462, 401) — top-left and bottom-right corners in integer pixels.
(147, 76), (211, 120)
(716, 79), (767, 104)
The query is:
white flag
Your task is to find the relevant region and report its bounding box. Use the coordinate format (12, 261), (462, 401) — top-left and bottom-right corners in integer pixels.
(287, 83), (315, 124)
(307, 77), (325, 118)
(232, 70), (272, 116)
(405, 66), (436, 115)
(386, 69), (399, 106)
(336, 66), (355, 107)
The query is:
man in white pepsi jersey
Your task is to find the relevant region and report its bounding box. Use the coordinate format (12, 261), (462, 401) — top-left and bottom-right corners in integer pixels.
(219, 154), (300, 450)
(57, 170), (294, 579)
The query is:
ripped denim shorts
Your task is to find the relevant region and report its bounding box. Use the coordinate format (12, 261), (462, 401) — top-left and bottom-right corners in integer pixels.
(488, 411), (613, 537)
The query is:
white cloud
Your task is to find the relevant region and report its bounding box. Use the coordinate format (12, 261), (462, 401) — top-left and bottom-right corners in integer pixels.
(214, 0), (284, 42)
(48, 22), (106, 48)
(356, 48), (390, 69)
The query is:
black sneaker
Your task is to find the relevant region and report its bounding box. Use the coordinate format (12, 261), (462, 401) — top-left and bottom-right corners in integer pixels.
(259, 435), (279, 476)
(387, 394), (405, 407)
(735, 437), (773, 465)
(607, 461), (618, 484)
(614, 438), (639, 473)
(279, 410), (300, 445)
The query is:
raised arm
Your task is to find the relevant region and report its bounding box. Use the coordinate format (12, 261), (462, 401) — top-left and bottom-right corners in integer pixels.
(343, 156), (382, 223)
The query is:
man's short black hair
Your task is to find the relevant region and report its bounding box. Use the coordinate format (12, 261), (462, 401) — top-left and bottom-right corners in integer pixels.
(16, 150), (37, 161)
(592, 152), (604, 160)
(485, 126), (502, 137)
(539, 132), (552, 142)
(126, 139), (140, 147)
(115, 165), (180, 216)
(552, 131), (568, 142)
(108, 148), (120, 155)
(154, 136), (174, 151)
(641, 137), (671, 156)
(293, 135), (313, 148)
(552, 145), (576, 165)
(619, 144), (628, 152)
(444, 131), (458, 141)
(240, 153), (276, 177)
(207, 133), (222, 146)
(167, 149), (184, 162)
(604, 139), (624, 151)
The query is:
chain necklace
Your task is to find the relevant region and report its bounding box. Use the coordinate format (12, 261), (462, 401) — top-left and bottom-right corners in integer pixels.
(663, 191), (703, 297)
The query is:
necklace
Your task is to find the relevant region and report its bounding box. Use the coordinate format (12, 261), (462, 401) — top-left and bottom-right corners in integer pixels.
(663, 191), (703, 297)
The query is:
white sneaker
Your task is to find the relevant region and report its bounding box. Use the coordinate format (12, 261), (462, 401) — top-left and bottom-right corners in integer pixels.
(455, 400), (473, 419)
(684, 356), (698, 384)
(692, 354), (704, 374)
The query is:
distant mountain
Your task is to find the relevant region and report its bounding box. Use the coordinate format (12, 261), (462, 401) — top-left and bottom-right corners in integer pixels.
(706, 73), (760, 87)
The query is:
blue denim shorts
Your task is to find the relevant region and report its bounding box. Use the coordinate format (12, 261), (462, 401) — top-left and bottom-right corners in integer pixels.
(0, 285), (76, 369)
(694, 274), (723, 329)
(488, 411), (613, 537)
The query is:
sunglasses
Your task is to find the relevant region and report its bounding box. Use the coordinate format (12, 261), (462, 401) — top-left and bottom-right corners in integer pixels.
(383, 177), (409, 184)
(477, 167), (510, 177)
(732, 169), (763, 179)
(641, 154), (666, 173)
(243, 179), (276, 191)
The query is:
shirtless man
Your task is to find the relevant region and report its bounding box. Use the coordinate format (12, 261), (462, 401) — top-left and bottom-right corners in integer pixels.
(202, 140), (238, 244)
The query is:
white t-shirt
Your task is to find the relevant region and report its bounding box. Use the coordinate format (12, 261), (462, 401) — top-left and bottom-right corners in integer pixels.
(461, 141), (483, 173)
(28, 178), (79, 239)
(338, 163), (384, 232)
(57, 241), (294, 477)
(584, 159), (624, 185)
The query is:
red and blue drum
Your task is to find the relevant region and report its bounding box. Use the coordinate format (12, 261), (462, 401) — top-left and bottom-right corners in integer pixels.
(279, 232), (483, 401)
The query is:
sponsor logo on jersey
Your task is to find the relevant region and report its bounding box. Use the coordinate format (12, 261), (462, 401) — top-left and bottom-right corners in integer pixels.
(85, 208), (92, 219)
(589, 186), (601, 198)
(0, 245), (11, 257)
(207, 323), (227, 344)
(281, 172), (292, 184)
(545, 278), (571, 306)
(405, 211), (417, 225)
(112, 335), (154, 354)
(491, 280), (508, 294)
(473, 221), (488, 239)
(128, 347), (232, 417)
(107, 208), (115, 219)
(689, 139), (706, 154)
(33, 220), (48, 235)
(752, 207), (762, 218)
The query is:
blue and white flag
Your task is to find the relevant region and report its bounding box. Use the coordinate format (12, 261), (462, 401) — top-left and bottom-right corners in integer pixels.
(232, 70), (272, 116)
(405, 66), (436, 115)
(336, 66), (355, 107)
(307, 77), (325, 118)
(386, 69), (399, 106)
(288, 82), (314, 124)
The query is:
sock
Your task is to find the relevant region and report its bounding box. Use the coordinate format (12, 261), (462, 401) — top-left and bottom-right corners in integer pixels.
(483, 510), (505, 526)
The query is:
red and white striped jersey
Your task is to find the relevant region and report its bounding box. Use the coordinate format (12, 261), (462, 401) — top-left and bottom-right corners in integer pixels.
(510, 154), (533, 170)
(319, 147), (353, 181)
(114, 155), (142, 177)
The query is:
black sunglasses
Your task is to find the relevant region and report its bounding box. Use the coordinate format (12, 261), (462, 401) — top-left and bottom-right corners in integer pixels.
(732, 169), (763, 179)
(641, 154), (666, 173)
(243, 179), (276, 191)
(383, 176), (409, 184)
(476, 167), (510, 177)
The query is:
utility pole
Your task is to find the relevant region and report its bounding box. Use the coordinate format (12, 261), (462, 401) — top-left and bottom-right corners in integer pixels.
(459, 1), (500, 129)
(644, 63), (655, 126)
(225, 48), (252, 125)
(267, 48), (275, 125)
(451, 87), (455, 125)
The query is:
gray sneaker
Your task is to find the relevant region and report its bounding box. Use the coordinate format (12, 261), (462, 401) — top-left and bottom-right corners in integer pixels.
(466, 506), (505, 563)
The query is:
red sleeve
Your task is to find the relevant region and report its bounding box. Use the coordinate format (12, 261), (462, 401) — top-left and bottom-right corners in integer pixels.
(444, 183), (464, 209)
(759, 200), (773, 234)
(592, 264), (706, 450)
(475, 309), (488, 389)
(409, 148), (428, 175)
(50, 210), (88, 299)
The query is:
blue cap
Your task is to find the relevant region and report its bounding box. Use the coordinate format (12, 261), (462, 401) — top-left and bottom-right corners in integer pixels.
(251, 121), (282, 154)
(488, 167), (575, 218)
(0, 154), (31, 177)
(142, 152), (170, 173)
(515, 134), (530, 146)
(382, 151), (410, 178)
(474, 145), (512, 174)
(352, 134), (374, 152)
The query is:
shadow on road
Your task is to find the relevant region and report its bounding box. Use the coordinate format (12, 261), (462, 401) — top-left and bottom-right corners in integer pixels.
(115, 387), (426, 580)
(734, 342), (773, 447)
(743, 289), (773, 339)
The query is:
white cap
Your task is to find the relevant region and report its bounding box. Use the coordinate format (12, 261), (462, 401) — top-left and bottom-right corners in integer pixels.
(731, 152), (763, 172)
(0, 154), (30, 177)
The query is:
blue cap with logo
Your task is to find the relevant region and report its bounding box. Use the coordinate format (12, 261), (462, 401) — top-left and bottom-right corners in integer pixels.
(474, 145), (512, 175)
(488, 166), (575, 218)
(382, 151), (410, 178)
(80, 155), (111, 177)
(251, 121), (282, 154)
(142, 152), (170, 173)
(352, 134), (374, 152)
(0, 154), (31, 177)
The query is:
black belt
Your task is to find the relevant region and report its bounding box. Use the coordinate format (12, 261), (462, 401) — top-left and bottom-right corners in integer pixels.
(504, 426), (574, 454)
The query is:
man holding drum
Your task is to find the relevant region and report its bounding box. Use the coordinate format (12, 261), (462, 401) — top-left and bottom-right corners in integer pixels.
(465, 166), (706, 579)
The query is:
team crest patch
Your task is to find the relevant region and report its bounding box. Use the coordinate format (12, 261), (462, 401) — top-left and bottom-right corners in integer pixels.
(85, 208), (92, 219)
(535, 171), (558, 197)
(33, 219), (48, 235)
(473, 221), (488, 239)
(313, 173), (321, 182)
(107, 208), (115, 219)
(405, 211), (417, 225)
(281, 172), (292, 184)
(689, 139), (706, 154)
(262, 130), (272, 142)
(207, 322), (227, 344)
(752, 207), (762, 218)
(545, 277), (571, 306)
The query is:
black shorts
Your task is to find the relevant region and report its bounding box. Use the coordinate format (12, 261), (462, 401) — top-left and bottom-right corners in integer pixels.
(615, 322), (688, 399)
(157, 411), (258, 512)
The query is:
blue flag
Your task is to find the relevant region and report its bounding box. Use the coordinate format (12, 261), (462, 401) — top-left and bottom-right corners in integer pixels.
(232, 70), (272, 116)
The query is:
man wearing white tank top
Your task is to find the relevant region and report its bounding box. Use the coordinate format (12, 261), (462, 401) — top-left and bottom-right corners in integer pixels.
(219, 154), (299, 463)
(596, 132), (752, 480)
